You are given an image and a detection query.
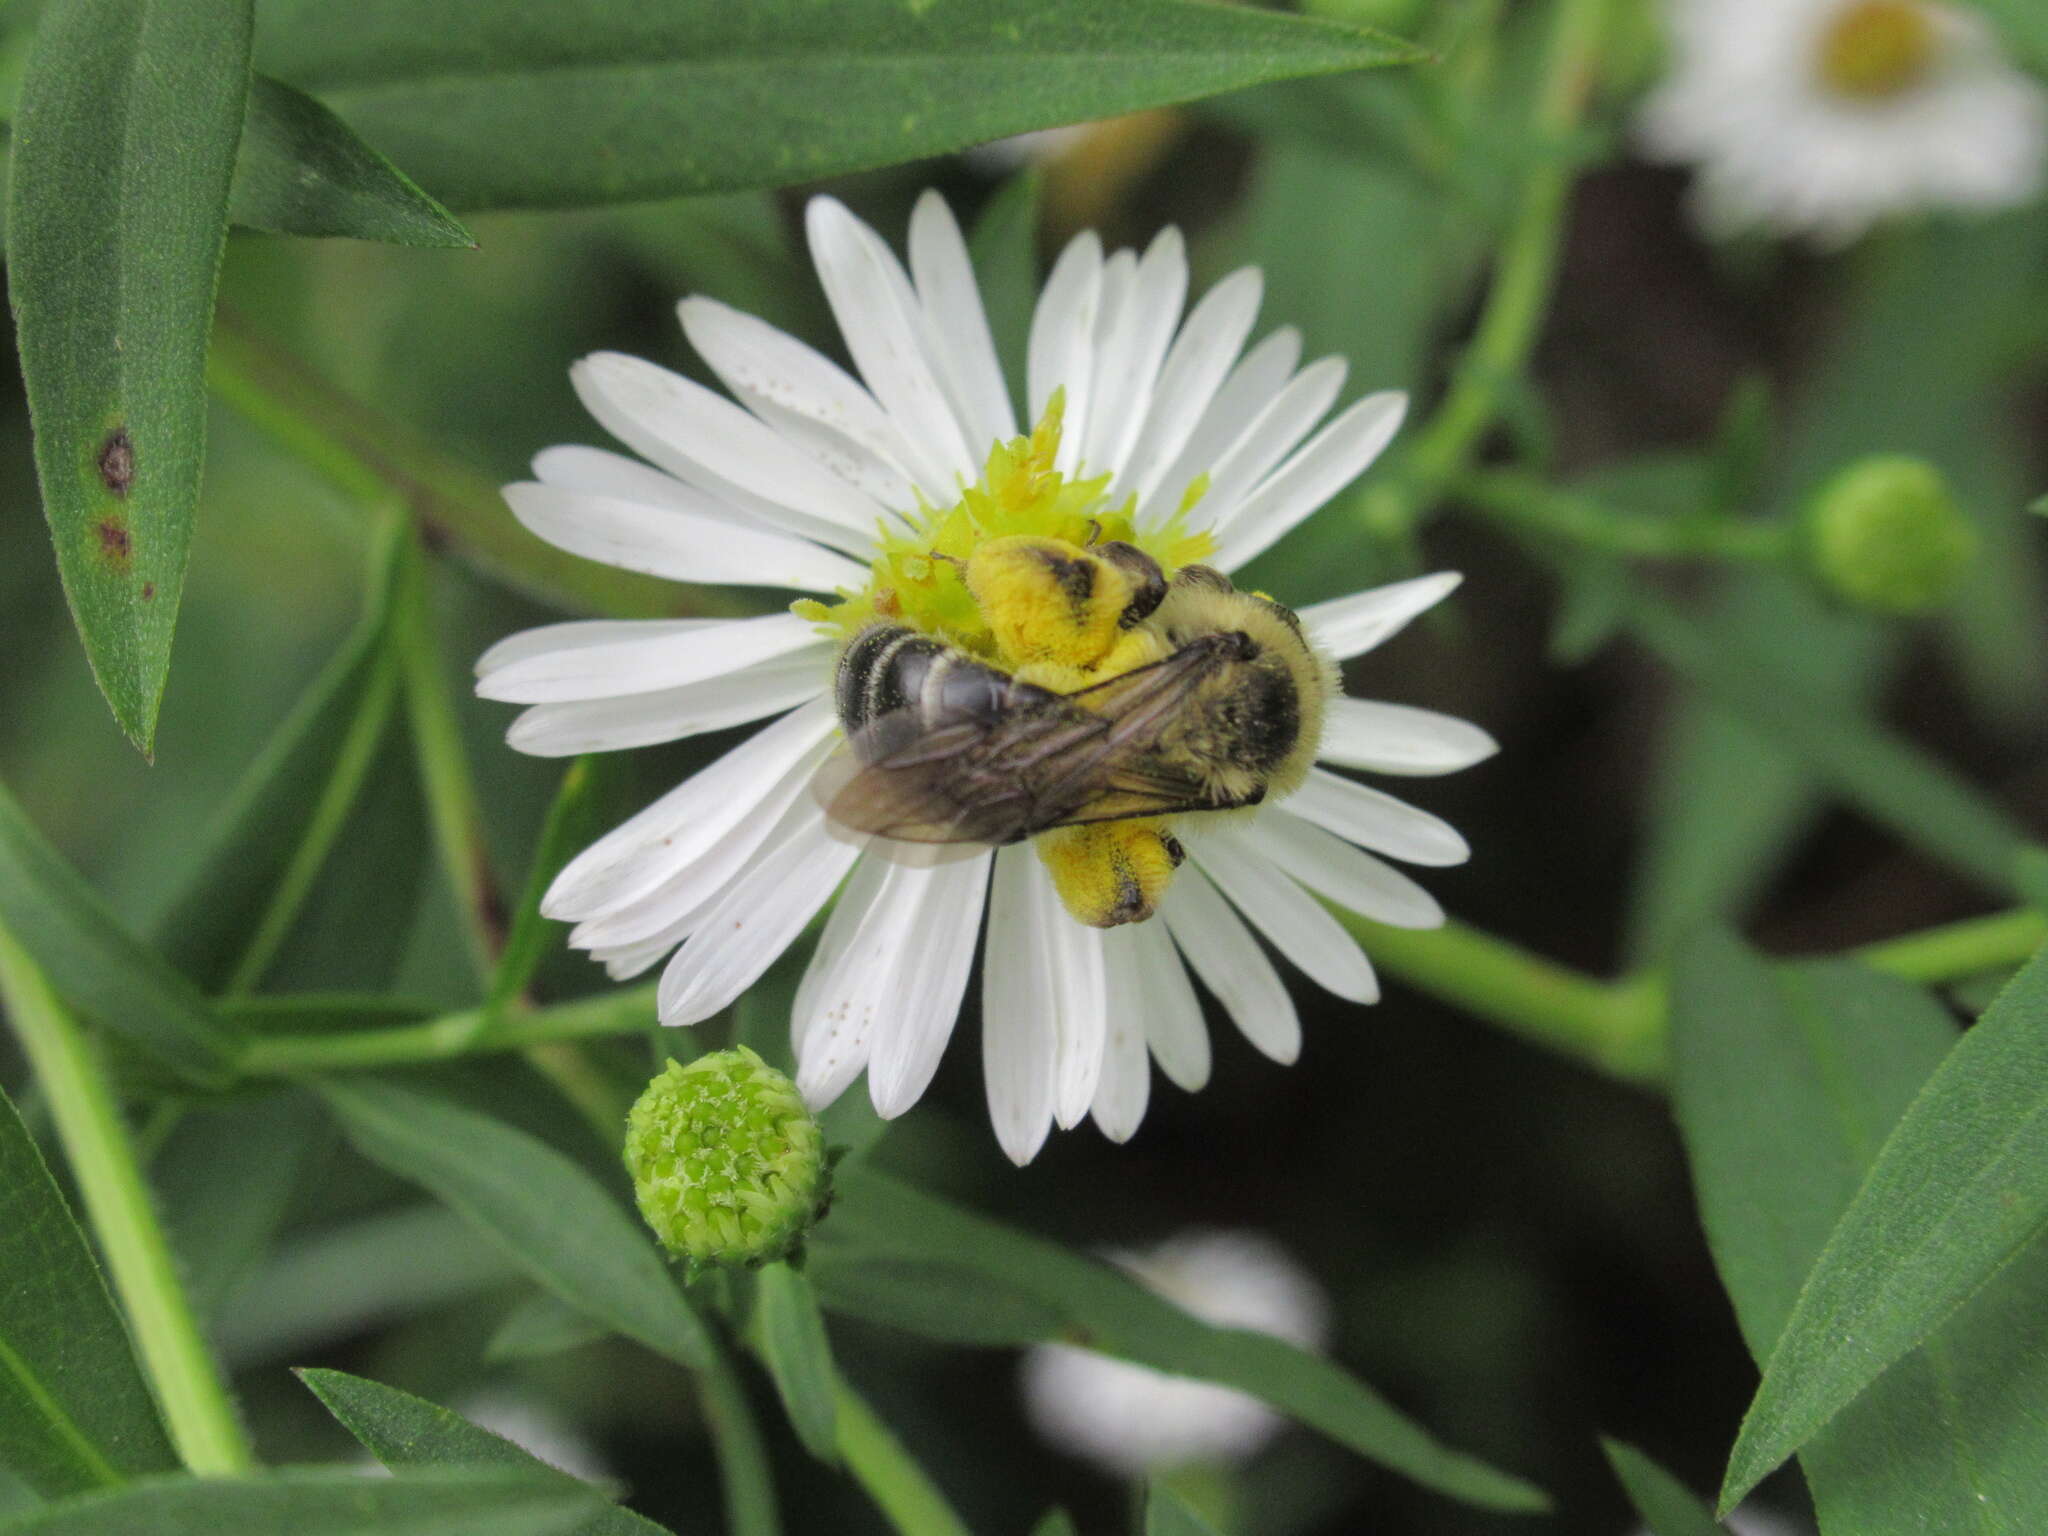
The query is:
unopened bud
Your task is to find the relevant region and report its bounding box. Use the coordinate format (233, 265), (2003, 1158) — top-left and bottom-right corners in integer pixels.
(1801, 456), (1975, 614)
(624, 1047), (828, 1269)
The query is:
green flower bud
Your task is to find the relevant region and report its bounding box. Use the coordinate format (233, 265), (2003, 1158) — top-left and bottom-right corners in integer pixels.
(1801, 456), (1976, 615)
(624, 1047), (828, 1270)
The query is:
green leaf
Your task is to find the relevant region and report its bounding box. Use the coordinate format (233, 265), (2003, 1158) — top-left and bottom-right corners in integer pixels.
(7, 0), (255, 751)
(253, 0), (1422, 211)
(751, 1264), (839, 1466)
(1145, 1485), (1224, 1536)
(0, 1467), (605, 1536)
(151, 1092), (324, 1322)
(0, 781), (242, 1087)
(967, 171), (1041, 420)
(486, 757), (618, 1018)
(1029, 1513), (1079, 1536)
(805, 1251), (1063, 1347)
(1671, 930), (2048, 1532)
(149, 534), (402, 992)
(315, 1075), (712, 1369)
(1959, 0), (2048, 71)
(298, 1370), (670, 1536)
(822, 1168), (1548, 1514)
(231, 74), (471, 246)
(1721, 942), (2048, 1509)
(486, 1292), (610, 1364)
(0, 1081), (177, 1497)
(1599, 1441), (1725, 1536)
(1628, 596), (2025, 895)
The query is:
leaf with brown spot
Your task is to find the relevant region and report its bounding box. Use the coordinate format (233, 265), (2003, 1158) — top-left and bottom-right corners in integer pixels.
(8, 0), (255, 753)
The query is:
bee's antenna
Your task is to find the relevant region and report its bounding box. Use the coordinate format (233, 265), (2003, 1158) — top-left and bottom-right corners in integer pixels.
(1082, 519), (1104, 547)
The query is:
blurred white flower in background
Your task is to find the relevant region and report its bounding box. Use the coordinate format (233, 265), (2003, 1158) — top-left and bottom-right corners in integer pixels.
(1639, 0), (2047, 244)
(458, 1389), (612, 1485)
(1020, 1229), (1330, 1475)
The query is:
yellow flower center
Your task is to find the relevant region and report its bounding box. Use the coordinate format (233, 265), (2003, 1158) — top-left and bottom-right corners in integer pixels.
(1817, 0), (1940, 101)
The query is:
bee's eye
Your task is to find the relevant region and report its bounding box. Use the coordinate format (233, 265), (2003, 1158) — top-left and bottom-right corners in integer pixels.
(1094, 540), (1166, 627)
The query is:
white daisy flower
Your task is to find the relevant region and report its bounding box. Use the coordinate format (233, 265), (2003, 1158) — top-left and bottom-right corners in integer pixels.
(1639, 0), (2048, 244)
(1020, 1229), (1330, 1475)
(478, 191), (1493, 1165)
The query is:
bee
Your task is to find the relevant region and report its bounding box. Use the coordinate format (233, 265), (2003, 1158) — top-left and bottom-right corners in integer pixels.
(814, 534), (1336, 926)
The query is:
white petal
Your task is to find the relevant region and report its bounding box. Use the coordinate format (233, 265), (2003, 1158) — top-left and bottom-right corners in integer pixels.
(1298, 572), (1462, 661)
(1091, 931), (1153, 1144)
(1084, 227), (1187, 479)
(1318, 698), (1498, 776)
(867, 852), (992, 1118)
(1160, 866), (1301, 1065)
(1197, 356), (1347, 533)
(478, 611), (818, 703)
(570, 352), (884, 553)
(657, 812), (859, 1026)
(793, 852), (892, 1060)
(1040, 864), (1109, 1129)
(1192, 833), (1379, 1004)
(1212, 392), (1408, 572)
(1119, 916), (1210, 1092)
(1069, 248), (1136, 477)
(1027, 231), (1104, 473)
(543, 697), (837, 922)
(1283, 767), (1469, 867)
(792, 858), (938, 1109)
(567, 746), (838, 951)
(1255, 810), (1444, 930)
(478, 617), (717, 679)
(1121, 266), (1262, 506)
(679, 296), (924, 510)
(1139, 326), (1302, 526)
(805, 197), (976, 487)
(908, 190), (1016, 454)
(981, 846), (1059, 1165)
(507, 647), (828, 757)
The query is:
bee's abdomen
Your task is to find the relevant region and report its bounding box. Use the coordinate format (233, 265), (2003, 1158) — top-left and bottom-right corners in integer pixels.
(836, 625), (1028, 752)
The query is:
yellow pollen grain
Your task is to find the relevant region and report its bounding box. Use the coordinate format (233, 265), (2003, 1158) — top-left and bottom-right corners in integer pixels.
(1817, 0), (1940, 101)
(1037, 820), (1181, 928)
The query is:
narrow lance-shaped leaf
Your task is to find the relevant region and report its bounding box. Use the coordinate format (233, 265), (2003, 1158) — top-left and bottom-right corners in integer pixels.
(297, 1370), (672, 1536)
(0, 1081), (177, 1498)
(231, 74), (472, 246)
(1599, 1441), (1726, 1536)
(0, 781), (242, 1086)
(819, 1167), (1548, 1514)
(7, 0), (255, 751)
(1721, 942), (2048, 1509)
(0, 1467), (605, 1536)
(253, 0), (1423, 211)
(750, 1264), (839, 1467)
(1672, 930), (2048, 1533)
(315, 1075), (712, 1370)
(486, 756), (620, 1018)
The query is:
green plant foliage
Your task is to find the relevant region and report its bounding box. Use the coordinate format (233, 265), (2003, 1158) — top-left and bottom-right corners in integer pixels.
(299, 1370), (671, 1536)
(0, 1467), (605, 1536)
(0, 782), (242, 1086)
(1599, 1440), (1725, 1536)
(316, 1075), (712, 1369)
(0, 1082), (177, 1497)
(6, 0), (254, 751)
(251, 0), (1422, 211)
(1672, 932), (2048, 1531)
(1720, 942), (2048, 1509)
(821, 1168), (1549, 1514)
(749, 1264), (840, 1467)
(1145, 1484), (1226, 1536)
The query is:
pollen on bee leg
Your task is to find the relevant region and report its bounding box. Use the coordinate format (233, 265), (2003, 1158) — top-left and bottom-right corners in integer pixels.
(966, 534), (1135, 671)
(1036, 819), (1184, 928)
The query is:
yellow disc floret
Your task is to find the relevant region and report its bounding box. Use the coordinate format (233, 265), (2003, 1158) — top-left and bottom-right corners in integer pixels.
(1817, 0), (1939, 101)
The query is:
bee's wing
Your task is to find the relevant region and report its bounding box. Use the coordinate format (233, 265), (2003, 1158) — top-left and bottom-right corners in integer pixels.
(815, 634), (1248, 847)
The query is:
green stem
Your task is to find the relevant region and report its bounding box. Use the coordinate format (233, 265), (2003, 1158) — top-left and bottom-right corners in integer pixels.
(1858, 906), (2048, 984)
(834, 1380), (973, 1536)
(696, 1326), (782, 1536)
(0, 927), (253, 1476)
(1334, 912), (1667, 1085)
(1454, 469), (1792, 563)
(1375, 0), (1610, 535)
(392, 534), (505, 988)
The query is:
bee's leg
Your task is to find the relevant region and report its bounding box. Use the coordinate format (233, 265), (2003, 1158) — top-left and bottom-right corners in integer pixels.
(1035, 819), (1184, 928)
